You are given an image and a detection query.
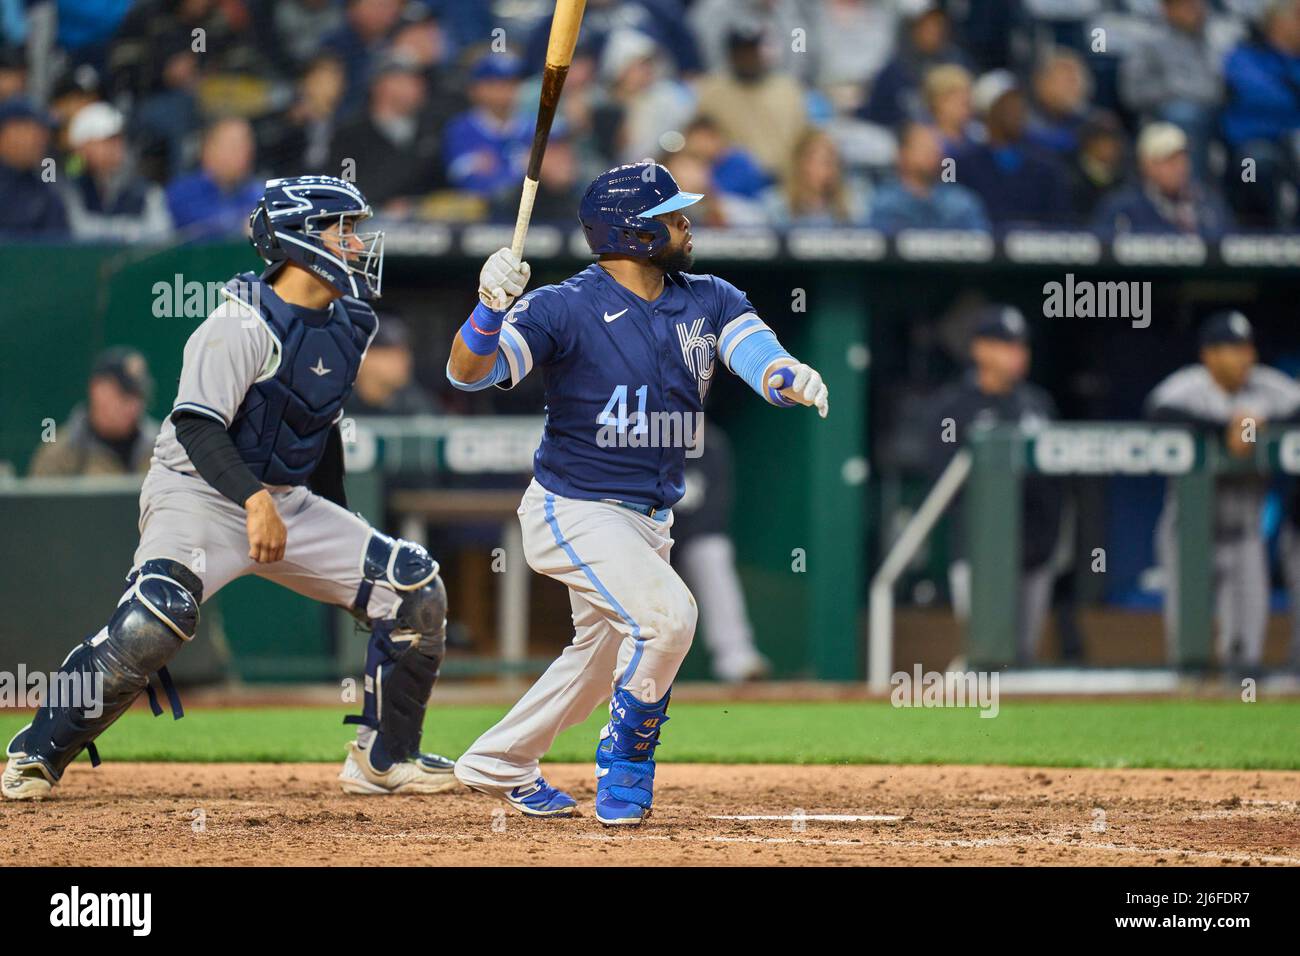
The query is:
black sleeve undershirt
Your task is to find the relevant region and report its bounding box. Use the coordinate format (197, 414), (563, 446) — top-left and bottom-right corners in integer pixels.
(173, 412), (264, 507)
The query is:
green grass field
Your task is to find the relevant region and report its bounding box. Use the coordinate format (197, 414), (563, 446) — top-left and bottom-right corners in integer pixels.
(3, 699), (1297, 770)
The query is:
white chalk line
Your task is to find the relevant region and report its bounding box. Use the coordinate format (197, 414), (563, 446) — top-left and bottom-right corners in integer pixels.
(711, 814), (903, 822)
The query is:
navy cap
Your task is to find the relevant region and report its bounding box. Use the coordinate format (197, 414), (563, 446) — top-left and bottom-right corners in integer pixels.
(470, 53), (523, 83)
(1199, 310), (1253, 347)
(91, 346), (153, 401)
(371, 315), (410, 350)
(972, 305), (1029, 343)
(0, 97), (55, 129)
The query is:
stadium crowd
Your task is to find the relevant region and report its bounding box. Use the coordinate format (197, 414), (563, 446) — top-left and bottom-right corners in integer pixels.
(1, 0), (1299, 241)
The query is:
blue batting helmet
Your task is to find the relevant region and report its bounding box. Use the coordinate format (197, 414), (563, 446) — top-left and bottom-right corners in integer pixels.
(578, 162), (703, 257)
(249, 175), (384, 300)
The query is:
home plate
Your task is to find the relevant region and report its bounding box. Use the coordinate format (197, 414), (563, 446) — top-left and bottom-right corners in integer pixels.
(711, 814), (903, 822)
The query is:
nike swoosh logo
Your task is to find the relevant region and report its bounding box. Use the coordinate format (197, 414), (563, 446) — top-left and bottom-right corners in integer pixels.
(603, 309), (629, 323)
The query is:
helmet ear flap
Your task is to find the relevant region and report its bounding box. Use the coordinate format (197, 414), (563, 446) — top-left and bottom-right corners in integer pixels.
(249, 201), (284, 263)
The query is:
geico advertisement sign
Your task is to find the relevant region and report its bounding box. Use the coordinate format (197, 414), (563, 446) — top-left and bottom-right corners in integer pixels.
(1032, 428), (1196, 475)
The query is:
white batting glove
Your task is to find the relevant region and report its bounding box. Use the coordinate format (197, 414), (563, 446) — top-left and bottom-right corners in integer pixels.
(478, 247), (531, 312)
(768, 363), (829, 418)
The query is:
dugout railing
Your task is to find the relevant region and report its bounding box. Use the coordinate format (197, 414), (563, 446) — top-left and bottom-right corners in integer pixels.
(869, 422), (1300, 689)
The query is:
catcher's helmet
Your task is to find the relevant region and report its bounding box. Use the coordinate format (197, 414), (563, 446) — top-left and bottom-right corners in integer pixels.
(249, 176), (384, 300)
(578, 162), (703, 257)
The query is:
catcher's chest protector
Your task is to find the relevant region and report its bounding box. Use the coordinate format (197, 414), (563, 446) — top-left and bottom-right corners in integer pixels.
(225, 273), (376, 485)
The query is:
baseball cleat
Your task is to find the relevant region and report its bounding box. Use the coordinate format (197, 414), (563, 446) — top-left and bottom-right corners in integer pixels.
(338, 740), (459, 795)
(3, 754), (54, 801)
(504, 777), (578, 817)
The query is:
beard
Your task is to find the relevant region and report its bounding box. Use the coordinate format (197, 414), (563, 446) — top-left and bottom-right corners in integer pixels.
(649, 240), (694, 274)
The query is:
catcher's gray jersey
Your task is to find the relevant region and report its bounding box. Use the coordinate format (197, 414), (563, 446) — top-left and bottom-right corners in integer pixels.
(150, 296), (277, 476)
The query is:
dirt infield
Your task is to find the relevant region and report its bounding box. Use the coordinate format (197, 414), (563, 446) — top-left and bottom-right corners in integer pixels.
(3, 762), (1297, 866)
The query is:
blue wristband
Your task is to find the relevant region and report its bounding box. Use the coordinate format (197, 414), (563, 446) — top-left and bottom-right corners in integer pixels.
(766, 365), (798, 406)
(461, 302), (506, 356)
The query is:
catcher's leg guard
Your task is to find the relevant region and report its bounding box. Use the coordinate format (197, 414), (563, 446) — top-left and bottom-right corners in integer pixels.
(345, 533), (447, 772)
(594, 686), (671, 826)
(7, 559), (200, 790)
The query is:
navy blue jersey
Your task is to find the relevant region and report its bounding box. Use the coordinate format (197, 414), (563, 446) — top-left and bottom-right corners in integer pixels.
(497, 263), (772, 507)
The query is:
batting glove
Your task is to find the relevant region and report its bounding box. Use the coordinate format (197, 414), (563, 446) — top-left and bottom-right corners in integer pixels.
(768, 363), (830, 418)
(479, 247), (531, 312)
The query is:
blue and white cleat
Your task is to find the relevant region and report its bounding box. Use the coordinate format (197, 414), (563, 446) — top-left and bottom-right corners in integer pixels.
(594, 687), (670, 826)
(505, 777), (578, 817)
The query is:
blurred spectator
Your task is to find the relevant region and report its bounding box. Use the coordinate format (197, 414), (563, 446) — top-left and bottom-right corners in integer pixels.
(50, 0), (134, 62)
(1027, 49), (1091, 157)
(770, 127), (867, 226)
(324, 0), (406, 116)
(690, 0), (809, 81)
(1222, 0), (1300, 229)
(923, 63), (975, 153)
(597, 28), (695, 164)
(48, 65), (104, 156)
(442, 53), (529, 200)
(530, 0), (702, 77)
(62, 102), (171, 241)
(28, 347), (159, 477)
(491, 127), (581, 224)
(0, 46), (25, 101)
(165, 117), (261, 239)
(261, 55), (346, 175)
(868, 121), (988, 232)
(952, 70), (1071, 228)
(861, 2), (966, 129)
(112, 4), (209, 182)
(0, 98), (68, 237)
(347, 317), (438, 417)
(662, 149), (765, 226)
(1066, 111), (1128, 223)
(1092, 122), (1234, 238)
(329, 53), (443, 211)
(681, 115), (769, 199)
(695, 24), (808, 178)
(270, 0), (346, 71)
(1119, 0), (1223, 178)
(815, 0), (899, 110)
(107, 0), (231, 99)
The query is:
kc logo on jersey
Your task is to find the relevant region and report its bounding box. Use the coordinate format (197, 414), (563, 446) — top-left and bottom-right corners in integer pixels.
(676, 318), (716, 402)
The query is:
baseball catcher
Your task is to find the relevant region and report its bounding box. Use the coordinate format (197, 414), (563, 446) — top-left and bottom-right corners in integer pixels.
(4, 175), (455, 800)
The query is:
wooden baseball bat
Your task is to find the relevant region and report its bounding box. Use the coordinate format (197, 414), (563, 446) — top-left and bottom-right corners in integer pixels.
(511, 0), (587, 260)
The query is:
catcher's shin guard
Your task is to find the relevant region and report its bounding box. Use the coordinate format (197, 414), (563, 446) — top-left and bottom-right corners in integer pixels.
(594, 686), (671, 826)
(11, 559), (200, 784)
(345, 533), (446, 772)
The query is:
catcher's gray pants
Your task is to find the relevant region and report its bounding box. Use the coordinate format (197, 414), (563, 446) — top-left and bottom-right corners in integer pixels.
(1156, 508), (1268, 668)
(675, 533), (765, 681)
(455, 479), (695, 797)
(132, 465), (404, 619)
(950, 559), (1054, 664)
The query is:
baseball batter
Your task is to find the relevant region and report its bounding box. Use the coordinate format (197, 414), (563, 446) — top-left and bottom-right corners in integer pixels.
(1145, 311), (1300, 671)
(4, 176), (456, 800)
(447, 162), (829, 825)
